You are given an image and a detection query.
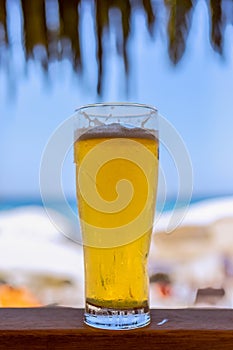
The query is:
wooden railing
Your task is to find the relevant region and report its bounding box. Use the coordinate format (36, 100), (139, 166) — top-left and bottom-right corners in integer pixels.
(0, 308), (233, 349)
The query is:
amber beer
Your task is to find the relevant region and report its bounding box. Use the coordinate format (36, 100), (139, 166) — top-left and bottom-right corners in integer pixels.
(74, 104), (158, 330)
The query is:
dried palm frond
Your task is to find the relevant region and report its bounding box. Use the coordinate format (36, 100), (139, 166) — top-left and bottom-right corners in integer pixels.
(142, 0), (156, 35)
(0, 0), (231, 95)
(209, 0), (224, 54)
(0, 0), (8, 68)
(0, 0), (8, 47)
(58, 0), (81, 69)
(21, 0), (48, 69)
(164, 0), (194, 64)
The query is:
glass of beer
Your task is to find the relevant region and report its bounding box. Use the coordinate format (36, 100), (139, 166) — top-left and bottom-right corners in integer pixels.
(73, 103), (159, 330)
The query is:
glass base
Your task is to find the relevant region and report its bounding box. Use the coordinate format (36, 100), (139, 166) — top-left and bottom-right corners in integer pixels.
(84, 302), (150, 330)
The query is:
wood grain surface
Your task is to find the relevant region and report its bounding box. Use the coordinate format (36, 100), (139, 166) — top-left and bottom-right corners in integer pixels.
(0, 308), (233, 349)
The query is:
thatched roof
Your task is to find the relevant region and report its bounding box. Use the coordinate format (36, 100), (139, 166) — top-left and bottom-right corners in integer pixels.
(0, 0), (230, 94)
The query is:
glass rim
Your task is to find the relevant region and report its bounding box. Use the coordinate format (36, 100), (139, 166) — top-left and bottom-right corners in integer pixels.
(75, 102), (158, 118)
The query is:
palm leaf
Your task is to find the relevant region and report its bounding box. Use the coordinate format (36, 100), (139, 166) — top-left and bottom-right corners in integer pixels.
(0, 0), (8, 47)
(209, 0), (224, 54)
(95, 0), (110, 94)
(142, 0), (155, 35)
(21, 0), (48, 68)
(58, 0), (81, 70)
(0, 0), (231, 95)
(164, 0), (194, 64)
(113, 0), (131, 74)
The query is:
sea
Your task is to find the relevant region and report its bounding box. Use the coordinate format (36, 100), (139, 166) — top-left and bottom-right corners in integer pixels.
(0, 195), (230, 214)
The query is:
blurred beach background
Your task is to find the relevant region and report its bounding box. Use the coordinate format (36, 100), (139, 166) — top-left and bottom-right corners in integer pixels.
(0, 0), (233, 307)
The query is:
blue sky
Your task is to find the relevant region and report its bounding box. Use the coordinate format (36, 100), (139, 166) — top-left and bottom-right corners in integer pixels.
(0, 0), (233, 203)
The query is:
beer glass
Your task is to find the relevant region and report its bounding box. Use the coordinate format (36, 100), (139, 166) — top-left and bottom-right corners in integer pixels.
(74, 103), (159, 330)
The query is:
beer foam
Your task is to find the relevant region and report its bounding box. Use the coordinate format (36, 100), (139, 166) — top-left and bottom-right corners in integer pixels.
(77, 123), (157, 141)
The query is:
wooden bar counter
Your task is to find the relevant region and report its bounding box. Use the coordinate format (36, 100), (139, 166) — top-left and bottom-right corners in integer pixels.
(0, 308), (233, 349)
